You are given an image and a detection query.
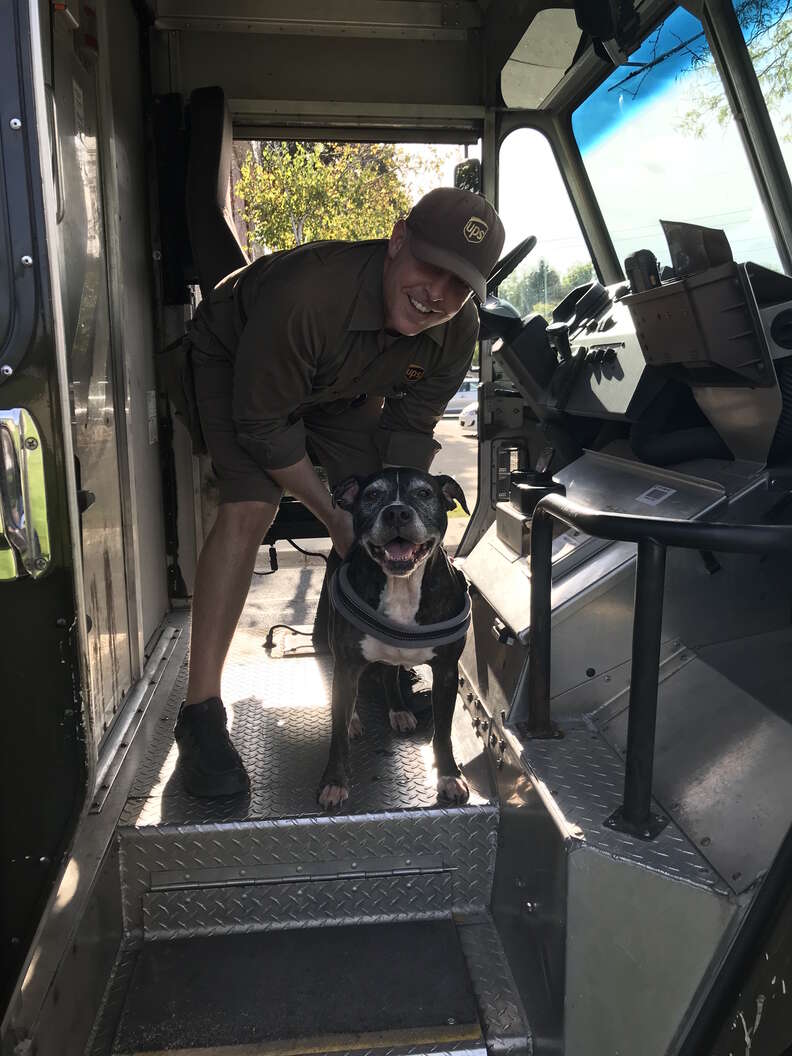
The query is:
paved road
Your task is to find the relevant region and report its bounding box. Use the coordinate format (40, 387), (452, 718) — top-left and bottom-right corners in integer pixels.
(432, 417), (479, 551)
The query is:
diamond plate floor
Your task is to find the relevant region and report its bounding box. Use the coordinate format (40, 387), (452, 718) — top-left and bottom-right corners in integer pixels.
(121, 567), (493, 829)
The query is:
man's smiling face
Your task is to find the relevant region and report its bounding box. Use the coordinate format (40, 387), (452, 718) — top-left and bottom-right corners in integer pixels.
(382, 219), (473, 336)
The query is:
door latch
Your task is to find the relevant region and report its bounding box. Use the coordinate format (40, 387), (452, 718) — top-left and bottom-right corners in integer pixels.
(0, 409), (52, 580)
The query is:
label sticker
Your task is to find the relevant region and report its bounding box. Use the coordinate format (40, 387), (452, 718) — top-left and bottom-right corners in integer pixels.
(636, 484), (676, 506)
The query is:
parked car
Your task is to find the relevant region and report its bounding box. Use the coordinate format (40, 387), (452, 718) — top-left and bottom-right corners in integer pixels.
(459, 400), (478, 433)
(444, 377), (479, 415)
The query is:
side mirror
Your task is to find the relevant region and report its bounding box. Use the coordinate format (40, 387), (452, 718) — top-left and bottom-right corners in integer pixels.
(454, 158), (482, 195)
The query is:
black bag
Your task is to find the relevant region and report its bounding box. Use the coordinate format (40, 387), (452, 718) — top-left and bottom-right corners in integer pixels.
(157, 336), (208, 455)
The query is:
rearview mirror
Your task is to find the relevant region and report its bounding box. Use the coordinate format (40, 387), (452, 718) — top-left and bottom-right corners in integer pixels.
(454, 158), (482, 195)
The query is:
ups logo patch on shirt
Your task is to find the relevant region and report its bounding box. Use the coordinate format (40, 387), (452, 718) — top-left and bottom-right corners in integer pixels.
(405, 363), (425, 382)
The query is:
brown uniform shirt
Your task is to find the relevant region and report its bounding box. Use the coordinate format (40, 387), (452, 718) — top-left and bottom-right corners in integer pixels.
(188, 239), (479, 473)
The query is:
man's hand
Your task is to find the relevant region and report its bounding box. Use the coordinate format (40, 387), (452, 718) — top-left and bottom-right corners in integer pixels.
(268, 455), (356, 556)
(327, 507), (355, 559)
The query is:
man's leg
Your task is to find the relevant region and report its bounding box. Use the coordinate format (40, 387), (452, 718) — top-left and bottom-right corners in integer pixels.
(186, 500), (279, 704)
(176, 500), (278, 798)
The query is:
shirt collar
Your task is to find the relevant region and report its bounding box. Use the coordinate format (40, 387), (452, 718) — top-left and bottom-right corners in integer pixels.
(346, 241), (448, 347)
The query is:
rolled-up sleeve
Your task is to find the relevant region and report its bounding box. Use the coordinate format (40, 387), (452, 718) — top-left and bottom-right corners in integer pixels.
(375, 302), (479, 470)
(231, 282), (320, 470)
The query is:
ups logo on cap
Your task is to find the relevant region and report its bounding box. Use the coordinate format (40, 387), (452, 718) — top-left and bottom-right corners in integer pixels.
(463, 216), (489, 244)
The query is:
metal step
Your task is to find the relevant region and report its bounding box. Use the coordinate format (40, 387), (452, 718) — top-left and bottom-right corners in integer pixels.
(111, 921), (483, 1055)
(120, 803), (498, 940)
(117, 618), (498, 940)
(87, 916), (530, 1056)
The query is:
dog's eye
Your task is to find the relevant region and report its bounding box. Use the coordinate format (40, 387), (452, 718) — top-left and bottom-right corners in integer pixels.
(415, 487), (433, 499)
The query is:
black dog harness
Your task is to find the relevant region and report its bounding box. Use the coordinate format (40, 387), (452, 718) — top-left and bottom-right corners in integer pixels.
(329, 564), (471, 649)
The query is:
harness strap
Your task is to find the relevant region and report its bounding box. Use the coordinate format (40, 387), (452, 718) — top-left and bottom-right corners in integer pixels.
(329, 564), (471, 649)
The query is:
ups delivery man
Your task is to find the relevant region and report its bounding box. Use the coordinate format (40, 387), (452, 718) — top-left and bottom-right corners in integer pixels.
(174, 186), (505, 797)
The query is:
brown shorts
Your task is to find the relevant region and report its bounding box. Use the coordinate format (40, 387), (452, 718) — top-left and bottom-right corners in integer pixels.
(192, 354), (384, 505)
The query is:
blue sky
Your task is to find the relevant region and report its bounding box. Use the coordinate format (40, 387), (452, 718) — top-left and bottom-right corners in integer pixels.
(572, 7), (708, 152)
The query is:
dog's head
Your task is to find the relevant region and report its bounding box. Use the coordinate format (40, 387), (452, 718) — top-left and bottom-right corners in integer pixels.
(333, 468), (469, 577)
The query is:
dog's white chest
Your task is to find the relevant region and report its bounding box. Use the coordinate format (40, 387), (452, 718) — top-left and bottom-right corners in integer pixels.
(360, 565), (435, 666)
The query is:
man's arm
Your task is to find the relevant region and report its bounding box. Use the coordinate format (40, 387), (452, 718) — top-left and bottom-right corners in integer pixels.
(268, 455), (354, 557)
(231, 276), (325, 471)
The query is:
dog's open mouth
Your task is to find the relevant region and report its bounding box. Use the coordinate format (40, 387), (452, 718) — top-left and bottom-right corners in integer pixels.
(369, 536), (434, 572)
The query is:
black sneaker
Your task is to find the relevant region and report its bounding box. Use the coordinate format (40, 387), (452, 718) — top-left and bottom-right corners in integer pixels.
(174, 697), (250, 798)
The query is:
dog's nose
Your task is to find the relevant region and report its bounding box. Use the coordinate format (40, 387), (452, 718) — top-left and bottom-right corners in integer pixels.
(382, 503), (413, 527)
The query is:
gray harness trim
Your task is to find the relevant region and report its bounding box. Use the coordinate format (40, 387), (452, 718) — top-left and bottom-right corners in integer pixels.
(330, 564), (471, 649)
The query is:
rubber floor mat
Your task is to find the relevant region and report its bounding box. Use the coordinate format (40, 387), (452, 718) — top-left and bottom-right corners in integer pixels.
(113, 919), (481, 1054)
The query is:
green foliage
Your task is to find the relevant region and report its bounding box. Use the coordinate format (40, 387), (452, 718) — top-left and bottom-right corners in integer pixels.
(499, 258), (595, 317)
(678, 2), (792, 139)
(235, 141), (444, 252)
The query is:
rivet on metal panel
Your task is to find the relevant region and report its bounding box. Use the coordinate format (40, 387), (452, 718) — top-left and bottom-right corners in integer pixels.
(34, 557), (47, 571)
(21, 255), (33, 267)
(9, 118), (22, 130)
(24, 436), (39, 450)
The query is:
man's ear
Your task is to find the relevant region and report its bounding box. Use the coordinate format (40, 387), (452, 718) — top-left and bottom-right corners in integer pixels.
(332, 476), (362, 511)
(386, 218), (407, 260)
(435, 474), (469, 515)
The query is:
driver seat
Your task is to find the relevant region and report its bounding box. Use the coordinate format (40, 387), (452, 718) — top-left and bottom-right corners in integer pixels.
(184, 86), (327, 543)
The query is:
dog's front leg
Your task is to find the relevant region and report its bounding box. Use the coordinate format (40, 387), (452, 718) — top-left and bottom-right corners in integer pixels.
(318, 662), (361, 809)
(384, 665), (418, 734)
(430, 659), (469, 804)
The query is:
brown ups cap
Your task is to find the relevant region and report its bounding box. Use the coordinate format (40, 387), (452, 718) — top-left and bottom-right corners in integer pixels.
(406, 187), (505, 302)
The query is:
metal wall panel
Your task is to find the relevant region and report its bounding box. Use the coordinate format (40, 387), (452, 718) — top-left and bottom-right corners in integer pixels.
(51, 15), (132, 744)
(565, 849), (738, 1056)
(172, 31), (481, 106)
(101, 0), (169, 646)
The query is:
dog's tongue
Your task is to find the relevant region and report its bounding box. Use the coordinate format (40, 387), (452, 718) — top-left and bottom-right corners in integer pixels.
(384, 540), (417, 561)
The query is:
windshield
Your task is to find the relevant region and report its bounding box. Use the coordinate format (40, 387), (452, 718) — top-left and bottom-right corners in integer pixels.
(571, 6), (782, 273)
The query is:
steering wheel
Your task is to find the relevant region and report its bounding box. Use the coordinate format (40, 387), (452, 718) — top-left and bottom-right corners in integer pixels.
(486, 235), (537, 297)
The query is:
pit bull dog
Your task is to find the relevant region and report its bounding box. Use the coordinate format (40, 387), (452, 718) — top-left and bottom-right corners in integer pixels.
(318, 468), (472, 810)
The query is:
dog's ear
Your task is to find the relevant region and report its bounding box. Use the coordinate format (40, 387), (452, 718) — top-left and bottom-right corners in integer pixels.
(332, 476), (361, 511)
(435, 474), (469, 515)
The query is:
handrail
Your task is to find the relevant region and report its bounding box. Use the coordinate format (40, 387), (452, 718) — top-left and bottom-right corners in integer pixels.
(522, 492), (792, 839)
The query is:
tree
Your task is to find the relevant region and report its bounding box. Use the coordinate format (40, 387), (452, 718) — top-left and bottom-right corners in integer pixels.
(606, 0), (792, 140)
(562, 261), (596, 290)
(498, 258), (595, 316)
(499, 258), (561, 315)
(682, 8), (792, 139)
(233, 141), (444, 253)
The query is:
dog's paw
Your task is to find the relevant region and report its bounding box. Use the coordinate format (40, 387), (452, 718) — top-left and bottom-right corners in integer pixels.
(389, 708), (418, 735)
(318, 782), (349, 810)
(348, 710), (364, 739)
(437, 774), (470, 804)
